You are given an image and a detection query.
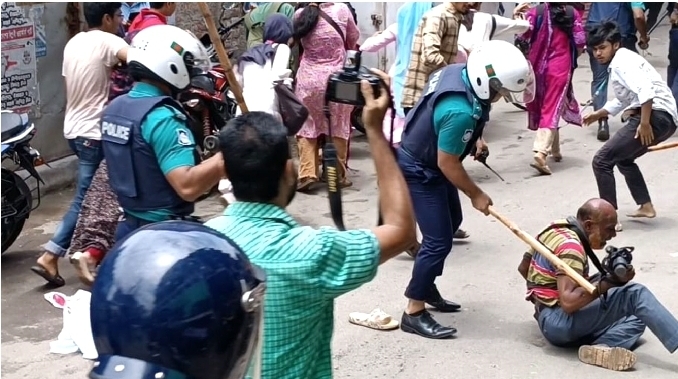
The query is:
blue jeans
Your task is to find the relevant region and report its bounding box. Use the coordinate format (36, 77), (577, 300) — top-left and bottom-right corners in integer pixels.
(398, 149), (463, 301)
(587, 37), (638, 112)
(538, 283), (678, 353)
(668, 28), (678, 100)
(45, 138), (103, 257)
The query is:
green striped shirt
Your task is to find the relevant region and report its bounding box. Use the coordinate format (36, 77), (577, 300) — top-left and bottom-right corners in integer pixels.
(204, 202), (380, 379)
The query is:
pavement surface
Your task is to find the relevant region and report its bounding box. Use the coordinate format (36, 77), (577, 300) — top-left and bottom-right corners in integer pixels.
(2, 26), (678, 379)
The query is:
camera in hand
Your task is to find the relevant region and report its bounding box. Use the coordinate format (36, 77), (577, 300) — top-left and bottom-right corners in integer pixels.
(603, 245), (634, 278)
(326, 50), (382, 106)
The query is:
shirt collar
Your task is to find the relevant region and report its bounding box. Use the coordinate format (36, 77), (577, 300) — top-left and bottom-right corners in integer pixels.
(130, 82), (167, 97)
(223, 202), (299, 228)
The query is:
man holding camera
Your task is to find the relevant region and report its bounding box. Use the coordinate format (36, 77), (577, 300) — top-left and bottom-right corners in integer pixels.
(205, 70), (415, 379)
(517, 198), (678, 371)
(397, 40), (535, 339)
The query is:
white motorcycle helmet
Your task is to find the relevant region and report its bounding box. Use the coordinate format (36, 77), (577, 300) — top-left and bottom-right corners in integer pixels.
(127, 25), (212, 92)
(466, 39), (535, 104)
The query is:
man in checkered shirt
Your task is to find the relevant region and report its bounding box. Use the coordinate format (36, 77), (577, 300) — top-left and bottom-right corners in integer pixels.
(401, 2), (472, 114)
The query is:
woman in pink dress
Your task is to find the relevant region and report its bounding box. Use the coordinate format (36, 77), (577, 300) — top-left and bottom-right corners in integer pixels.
(293, 2), (359, 191)
(517, 3), (586, 175)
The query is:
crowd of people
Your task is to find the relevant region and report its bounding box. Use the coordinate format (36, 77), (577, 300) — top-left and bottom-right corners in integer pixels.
(23, 2), (678, 379)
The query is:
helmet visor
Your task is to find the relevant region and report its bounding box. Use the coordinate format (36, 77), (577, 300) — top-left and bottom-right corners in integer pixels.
(495, 61), (536, 105)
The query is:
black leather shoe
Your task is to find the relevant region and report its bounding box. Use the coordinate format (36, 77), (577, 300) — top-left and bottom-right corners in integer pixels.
(426, 297), (462, 312)
(597, 119), (610, 141)
(425, 286), (462, 312)
(401, 311), (457, 339)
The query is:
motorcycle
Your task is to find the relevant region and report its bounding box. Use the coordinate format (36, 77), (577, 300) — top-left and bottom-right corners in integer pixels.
(1, 110), (45, 253)
(179, 67), (237, 160)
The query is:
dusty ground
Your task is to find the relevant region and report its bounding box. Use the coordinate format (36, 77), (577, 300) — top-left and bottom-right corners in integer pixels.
(2, 27), (678, 379)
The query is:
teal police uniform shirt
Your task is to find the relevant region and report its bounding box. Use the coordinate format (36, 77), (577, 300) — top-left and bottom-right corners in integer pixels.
(124, 82), (197, 222)
(433, 71), (485, 156)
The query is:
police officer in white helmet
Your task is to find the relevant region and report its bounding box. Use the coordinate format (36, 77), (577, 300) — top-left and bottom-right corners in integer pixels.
(397, 39), (535, 339)
(100, 25), (225, 241)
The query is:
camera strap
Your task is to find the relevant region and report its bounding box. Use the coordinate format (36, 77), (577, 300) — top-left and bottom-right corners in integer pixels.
(322, 82), (396, 231)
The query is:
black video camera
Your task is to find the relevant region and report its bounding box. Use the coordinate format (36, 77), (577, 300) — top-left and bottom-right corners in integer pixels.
(326, 50), (382, 106)
(602, 245), (634, 278)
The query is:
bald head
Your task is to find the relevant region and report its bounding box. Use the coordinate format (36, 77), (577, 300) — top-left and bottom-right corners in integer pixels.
(577, 198), (617, 222)
(576, 198), (618, 249)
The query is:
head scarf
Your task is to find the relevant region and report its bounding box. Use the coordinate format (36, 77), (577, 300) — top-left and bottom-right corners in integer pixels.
(237, 14), (293, 73)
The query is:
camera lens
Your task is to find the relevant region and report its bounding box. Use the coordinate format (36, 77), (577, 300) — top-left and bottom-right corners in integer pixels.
(611, 255), (628, 278)
(613, 263), (627, 278)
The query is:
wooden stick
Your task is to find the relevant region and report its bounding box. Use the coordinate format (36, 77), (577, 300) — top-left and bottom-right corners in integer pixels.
(488, 206), (597, 294)
(648, 140), (678, 152)
(197, 2), (248, 113)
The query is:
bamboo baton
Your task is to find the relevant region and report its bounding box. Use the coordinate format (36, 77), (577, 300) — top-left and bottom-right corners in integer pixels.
(648, 140), (678, 152)
(488, 206), (597, 294)
(197, 2), (248, 113)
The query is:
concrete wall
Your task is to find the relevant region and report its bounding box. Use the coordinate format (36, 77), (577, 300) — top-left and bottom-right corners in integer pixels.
(3, 2), (72, 163)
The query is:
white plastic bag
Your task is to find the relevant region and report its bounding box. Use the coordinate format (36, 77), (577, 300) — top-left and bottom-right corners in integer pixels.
(44, 290), (98, 360)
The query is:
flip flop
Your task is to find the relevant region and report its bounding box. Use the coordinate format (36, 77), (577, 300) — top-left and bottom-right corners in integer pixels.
(30, 264), (65, 287)
(348, 308), (399, 331)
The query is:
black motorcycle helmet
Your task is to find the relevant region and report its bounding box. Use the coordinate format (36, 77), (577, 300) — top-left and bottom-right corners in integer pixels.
(89, 221), (266, 379)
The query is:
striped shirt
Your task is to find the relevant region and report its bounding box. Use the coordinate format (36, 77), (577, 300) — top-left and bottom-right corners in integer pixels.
(204, 202), (380, 379)
(401, 4), (462, 109)
(524, 219), (589, 307)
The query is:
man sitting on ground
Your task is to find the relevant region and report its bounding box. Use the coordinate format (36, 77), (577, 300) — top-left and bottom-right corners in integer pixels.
(517, 198), (678, 371)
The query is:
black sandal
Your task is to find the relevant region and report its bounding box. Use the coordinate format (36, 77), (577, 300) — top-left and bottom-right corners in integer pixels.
(30, 264), (65, 287)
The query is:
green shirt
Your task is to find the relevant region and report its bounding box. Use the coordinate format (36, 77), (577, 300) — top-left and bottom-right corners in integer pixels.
(204, 202), (380, 379)
(124, 82), (196, 222)
(433, 92), (478, 156)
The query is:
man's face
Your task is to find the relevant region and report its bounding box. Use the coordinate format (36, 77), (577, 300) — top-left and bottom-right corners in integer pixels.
(452, 2), (474, 15)
(592, 41), (619, 65)
(103, 8), (124, 34)
(164, 2), (177, 17)
(584, 212), (618, 250)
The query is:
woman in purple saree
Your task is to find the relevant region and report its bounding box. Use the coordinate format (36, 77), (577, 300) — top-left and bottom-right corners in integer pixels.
(517, 3), (586, 175)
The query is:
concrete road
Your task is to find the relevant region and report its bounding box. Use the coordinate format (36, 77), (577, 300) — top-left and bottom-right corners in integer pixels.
(3, 29), (678, 379)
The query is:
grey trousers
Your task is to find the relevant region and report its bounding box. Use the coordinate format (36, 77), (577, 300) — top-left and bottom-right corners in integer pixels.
(537, 283), (678, 352)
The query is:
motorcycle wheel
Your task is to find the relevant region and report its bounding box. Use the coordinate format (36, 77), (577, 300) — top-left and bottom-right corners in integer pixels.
(1, 168), (32, 253)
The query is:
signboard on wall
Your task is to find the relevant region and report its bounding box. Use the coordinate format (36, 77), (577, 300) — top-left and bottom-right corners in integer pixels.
(1, 2), (39, 113)
(28, 4), (46, 57)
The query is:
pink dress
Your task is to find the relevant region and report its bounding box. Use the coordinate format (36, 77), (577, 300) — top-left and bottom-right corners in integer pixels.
(518, 5), (586, 130)
(295, 3), (360, 140)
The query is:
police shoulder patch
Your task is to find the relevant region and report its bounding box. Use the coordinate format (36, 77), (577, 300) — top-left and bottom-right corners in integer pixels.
(462, 129), (473, 144)
(177, 129), (192, 146)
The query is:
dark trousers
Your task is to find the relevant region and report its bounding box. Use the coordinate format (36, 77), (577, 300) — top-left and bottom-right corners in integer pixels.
(668, 27), (678, 100)
(398, 149), (463, 301)
(538, 283), (678, 353)
(114, 213), (155, 242)
(592, 110), (677, 209)
(587, 38), (638, 112)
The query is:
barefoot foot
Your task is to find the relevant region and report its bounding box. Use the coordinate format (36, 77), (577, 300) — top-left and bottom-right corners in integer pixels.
(626, 203), (656, 219)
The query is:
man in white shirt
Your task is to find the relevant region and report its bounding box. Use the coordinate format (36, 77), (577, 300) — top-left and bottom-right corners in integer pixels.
(583, 21), (678, 232)
(30, 3), (128, 287)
